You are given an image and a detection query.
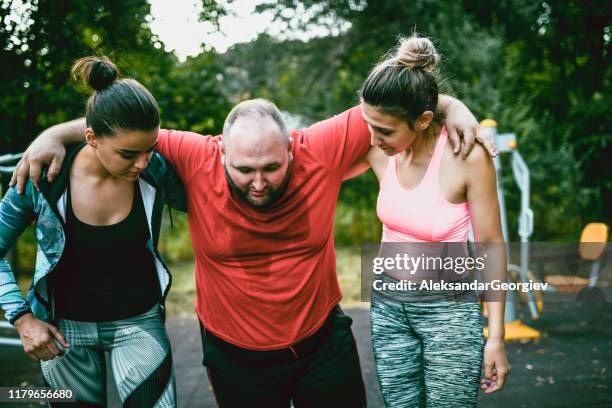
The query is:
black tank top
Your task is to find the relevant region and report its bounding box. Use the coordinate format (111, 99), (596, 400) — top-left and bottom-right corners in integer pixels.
(50, 181), (160, 321)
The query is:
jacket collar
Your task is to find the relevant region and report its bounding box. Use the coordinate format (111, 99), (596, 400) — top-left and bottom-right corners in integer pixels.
(38, 142), (161, 207)
(38, 142), (86, 206)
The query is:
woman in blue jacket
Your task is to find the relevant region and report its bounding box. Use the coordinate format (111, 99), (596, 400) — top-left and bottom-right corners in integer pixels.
(0, 56), (185, 407)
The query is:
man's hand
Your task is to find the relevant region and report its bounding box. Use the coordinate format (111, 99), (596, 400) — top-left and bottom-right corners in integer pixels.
(14, 313), (70, 361)
(9, 117), (86, 194)
(9, 135), (68, 194)
(444, 97), (498, 159)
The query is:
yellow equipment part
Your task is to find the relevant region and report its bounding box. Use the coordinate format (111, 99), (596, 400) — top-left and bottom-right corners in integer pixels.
(480, 119), (498, 128)
(484, 320), (542, 341)
(544, 275), (589, 293)
(579, 222), (609, 261)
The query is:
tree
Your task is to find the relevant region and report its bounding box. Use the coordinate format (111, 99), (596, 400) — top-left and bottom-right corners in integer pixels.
(0, 0), (232, 274)
(0, 0), (231, 152)
(234, 0), (611, 241)
(463, 0), (612, 236)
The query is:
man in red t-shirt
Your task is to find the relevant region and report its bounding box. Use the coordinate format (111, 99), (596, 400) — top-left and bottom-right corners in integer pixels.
(13, 96), (488, 407)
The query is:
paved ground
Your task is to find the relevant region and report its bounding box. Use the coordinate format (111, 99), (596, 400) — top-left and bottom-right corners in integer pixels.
(1, 302), (611, 407)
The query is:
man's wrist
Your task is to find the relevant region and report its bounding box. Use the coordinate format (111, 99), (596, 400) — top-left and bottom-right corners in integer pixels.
(437, 94), (454, 115)
(13, 312), (34, 331)
(40, 118), (87, 145)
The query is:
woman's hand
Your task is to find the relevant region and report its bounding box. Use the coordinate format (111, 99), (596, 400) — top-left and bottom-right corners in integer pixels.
(480, 338), (510, 393)
(14, 313), (70, 361)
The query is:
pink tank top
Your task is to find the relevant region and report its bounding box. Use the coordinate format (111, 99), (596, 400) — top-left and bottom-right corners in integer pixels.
(376, 129), (471, 243)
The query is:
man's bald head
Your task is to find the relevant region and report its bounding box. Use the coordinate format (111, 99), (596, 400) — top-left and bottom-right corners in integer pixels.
(220, 98), (294, 208)
(222, 98), (290, 150)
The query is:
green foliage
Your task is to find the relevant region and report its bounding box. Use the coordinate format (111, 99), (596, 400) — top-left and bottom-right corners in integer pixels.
(463, 0), (612, 239)
(229, 0), (611, 242)
(1, 0), (165, 151)
(155, 52), (231, 134)
(158, 210), (194, 263)
(2, 0), (610, 273)
(1, 0), (230, 277)
(0, 0), (230, 154)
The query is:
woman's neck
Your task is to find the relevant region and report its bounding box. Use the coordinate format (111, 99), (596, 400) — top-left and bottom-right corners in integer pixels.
(401, 131), (437, 161)
(74, 145), (117, 181)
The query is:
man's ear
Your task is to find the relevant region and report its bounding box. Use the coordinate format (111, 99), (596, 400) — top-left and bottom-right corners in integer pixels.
(219, 140), (226, 164)
(84, 128), (97, 148)
(287, 138), (294, 161)
(417, 111), (434, 130)
(287, 138), (293, 153)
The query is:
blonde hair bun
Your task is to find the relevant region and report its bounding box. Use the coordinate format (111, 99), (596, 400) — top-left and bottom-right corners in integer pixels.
(396, 35), (439, 72)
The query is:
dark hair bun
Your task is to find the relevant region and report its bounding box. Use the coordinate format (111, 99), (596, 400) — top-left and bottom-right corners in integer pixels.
(396, 35), (439, 72)
(71, 56), (118, 91)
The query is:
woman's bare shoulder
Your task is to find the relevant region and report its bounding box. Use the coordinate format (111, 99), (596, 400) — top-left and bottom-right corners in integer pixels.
(443, 140), (492, 173)
(368, 146), (389, 179)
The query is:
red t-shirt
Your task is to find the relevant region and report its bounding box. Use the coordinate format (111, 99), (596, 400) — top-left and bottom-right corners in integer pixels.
(157, 106), (370, 350)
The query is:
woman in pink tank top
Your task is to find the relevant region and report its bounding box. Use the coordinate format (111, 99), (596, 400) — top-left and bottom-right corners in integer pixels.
(347, 35), (509, 407)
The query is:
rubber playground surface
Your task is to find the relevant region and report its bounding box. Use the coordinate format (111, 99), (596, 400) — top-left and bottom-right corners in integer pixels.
(1, 301), (611, 407)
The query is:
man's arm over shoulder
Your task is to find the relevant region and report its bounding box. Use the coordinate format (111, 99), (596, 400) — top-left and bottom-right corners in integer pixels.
(297, 106), (371, 176)
(157, 129), (215, 184)
(10, 118), (86, 193)
(155, 153), (188, 212)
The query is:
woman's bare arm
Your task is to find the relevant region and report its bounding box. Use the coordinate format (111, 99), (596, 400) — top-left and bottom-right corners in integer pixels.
(465, 144), (510, 393)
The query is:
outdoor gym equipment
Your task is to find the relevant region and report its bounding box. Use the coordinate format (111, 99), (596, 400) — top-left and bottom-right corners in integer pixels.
(544, 222), (609, 299)
(0, 152), (22, 174)
(479, 120), (542, 341)
(0, 321), (21, 346)
(579, 223), (609, 288)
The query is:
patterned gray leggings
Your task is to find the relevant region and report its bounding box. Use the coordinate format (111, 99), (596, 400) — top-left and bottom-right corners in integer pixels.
(371, 296), (484, 408)
(41, 304), (176, 407)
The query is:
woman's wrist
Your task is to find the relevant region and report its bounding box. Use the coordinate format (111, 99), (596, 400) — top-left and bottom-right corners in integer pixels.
(486, 335), (505, 343)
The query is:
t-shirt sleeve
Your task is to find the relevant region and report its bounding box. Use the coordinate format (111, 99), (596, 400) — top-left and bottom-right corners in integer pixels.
(157, 129), (212, 183)
(297, 105), (371, 177)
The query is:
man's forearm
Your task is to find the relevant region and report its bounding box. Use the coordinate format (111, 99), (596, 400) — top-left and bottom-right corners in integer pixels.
(40, 118), (86, 144)
(437, 94), (474, 120)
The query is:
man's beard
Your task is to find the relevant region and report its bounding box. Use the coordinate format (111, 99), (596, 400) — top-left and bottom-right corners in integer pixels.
(224, 162), (292, 210)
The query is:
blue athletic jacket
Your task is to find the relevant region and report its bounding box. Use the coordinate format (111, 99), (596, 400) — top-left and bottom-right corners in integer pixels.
(0, 142), (187, 324)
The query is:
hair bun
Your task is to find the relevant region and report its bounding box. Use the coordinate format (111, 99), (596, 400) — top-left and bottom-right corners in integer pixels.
(396, 35), (439, 72)
(71, 56), (118, 91)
